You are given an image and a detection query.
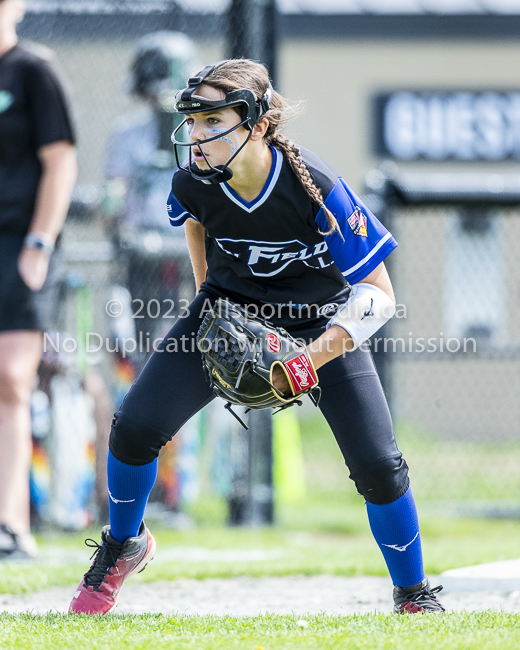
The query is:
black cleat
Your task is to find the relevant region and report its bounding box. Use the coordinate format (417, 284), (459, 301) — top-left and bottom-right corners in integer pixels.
(393, 578), (446, 614)
(0, 524), (36, 561)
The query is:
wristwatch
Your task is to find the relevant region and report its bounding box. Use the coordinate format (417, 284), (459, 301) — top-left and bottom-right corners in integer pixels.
(23, 233), (55, 255)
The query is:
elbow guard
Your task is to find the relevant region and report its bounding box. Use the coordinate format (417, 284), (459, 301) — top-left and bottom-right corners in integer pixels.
(326, 282), (396, 350)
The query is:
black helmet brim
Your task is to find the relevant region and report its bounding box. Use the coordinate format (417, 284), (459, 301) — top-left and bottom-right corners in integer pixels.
(174, 89), (261, 130)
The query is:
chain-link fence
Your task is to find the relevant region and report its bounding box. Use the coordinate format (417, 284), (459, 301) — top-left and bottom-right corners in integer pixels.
(23, 0), (279, 528)
(21, 1), (520, 528)
(364, 170), (520, 517)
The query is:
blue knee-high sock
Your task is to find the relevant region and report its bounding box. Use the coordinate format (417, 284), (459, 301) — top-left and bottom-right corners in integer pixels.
(107, 451), (158, 543)
(366, 486), (425, 588)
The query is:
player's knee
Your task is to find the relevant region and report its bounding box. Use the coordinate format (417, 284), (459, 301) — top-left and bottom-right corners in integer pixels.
(109, 411), (171, 466)
(0, 363), (32, 406)
(350, 453), (409, 505)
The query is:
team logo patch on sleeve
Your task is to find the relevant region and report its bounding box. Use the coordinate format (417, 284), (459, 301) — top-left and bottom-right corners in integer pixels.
(347, 207), (368, 237)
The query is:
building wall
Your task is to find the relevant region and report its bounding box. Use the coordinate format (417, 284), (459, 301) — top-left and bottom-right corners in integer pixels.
(281, 38), (520, 192)
(278, 38), (520, 440)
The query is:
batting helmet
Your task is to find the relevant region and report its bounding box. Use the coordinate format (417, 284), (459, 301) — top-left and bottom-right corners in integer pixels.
(128, 31), (199, 98)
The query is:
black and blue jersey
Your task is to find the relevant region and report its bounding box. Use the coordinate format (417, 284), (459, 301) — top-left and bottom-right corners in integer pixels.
(109, 145), (410, 524)
(167, 145), (397, 308)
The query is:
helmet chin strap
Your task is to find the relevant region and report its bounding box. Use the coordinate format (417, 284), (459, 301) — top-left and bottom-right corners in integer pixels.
(187, 140), (234, 184)
(174, 120), (253, 185)
(190, 164), (234, 185)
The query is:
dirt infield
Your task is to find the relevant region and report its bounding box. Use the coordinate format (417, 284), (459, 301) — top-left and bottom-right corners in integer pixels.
(3, 576), (520, 615)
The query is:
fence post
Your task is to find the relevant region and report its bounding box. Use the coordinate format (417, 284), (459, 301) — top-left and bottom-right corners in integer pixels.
(364, 164), (397, 404)
(226, 1), (279, 525)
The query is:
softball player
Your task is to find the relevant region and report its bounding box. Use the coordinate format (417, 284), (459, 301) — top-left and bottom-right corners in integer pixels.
(70, 59), (444, 615)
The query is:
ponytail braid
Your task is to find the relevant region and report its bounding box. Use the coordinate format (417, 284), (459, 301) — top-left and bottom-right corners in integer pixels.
(200, 59), (341, 237)
(268, 133), (340, 237)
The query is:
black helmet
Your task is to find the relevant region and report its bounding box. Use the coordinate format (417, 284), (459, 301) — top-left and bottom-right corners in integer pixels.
(129, 31), (199, 98)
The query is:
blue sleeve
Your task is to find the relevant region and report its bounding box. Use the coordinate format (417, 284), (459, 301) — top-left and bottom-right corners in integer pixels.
(167, 189), (197, 227)
(316, 178), (398, 284)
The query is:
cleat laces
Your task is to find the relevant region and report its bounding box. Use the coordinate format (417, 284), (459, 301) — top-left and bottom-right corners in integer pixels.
(82, 538), (123, 592)
(402, 584), (445, 612)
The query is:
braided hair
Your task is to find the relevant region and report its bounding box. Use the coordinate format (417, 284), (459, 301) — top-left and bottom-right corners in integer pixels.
(200, 59), (341, 237)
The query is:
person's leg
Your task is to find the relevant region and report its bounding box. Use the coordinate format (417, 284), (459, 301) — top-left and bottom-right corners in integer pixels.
(316, 346), (424, 589)
(0, 331), (42, 537)
(70, 293), (217, 614)
(106, 291), (216, 542)
(83, 367), (113, 524)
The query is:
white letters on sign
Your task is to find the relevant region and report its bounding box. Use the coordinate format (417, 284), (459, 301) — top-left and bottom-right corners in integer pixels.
(383, 92), (520, 160)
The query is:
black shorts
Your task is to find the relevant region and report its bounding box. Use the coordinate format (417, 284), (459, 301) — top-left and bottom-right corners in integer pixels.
(0, 233), (64, 333)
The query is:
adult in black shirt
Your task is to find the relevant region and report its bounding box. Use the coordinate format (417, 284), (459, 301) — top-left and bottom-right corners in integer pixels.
(0, 0), (76, 559)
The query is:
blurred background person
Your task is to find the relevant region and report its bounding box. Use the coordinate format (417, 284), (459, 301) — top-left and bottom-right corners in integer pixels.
(104, 31), (200, 373)
(105, 31), (199, 233)
(103, 31), (200, 516)
(0, 0), (76, 559)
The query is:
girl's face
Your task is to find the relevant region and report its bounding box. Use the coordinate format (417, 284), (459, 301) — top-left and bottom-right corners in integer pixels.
(185, 84), (248, 170)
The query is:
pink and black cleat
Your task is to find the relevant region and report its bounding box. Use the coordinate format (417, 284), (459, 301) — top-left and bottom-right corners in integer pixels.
(69, 521), (155, 615)
(393, 578), (446, 614)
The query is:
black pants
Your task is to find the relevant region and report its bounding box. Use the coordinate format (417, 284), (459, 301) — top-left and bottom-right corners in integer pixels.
(109, 291), (409, 505)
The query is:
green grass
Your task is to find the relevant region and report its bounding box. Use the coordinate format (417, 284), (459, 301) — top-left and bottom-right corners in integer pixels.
(1, 612), (519, 650)
(298, 412), (520, 504)
(1, 411), (519, 597)
(394, 420), (520, 504)
(1, 514), (519, 596)
(2, 414), (520, 649)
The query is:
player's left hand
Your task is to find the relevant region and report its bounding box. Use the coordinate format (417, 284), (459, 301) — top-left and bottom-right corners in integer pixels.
(18, 247), (50, 291)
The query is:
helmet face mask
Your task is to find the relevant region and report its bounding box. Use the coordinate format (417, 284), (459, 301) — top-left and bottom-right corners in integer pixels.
(171, 61), (274, 184)
(171, 115), (252, 184)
